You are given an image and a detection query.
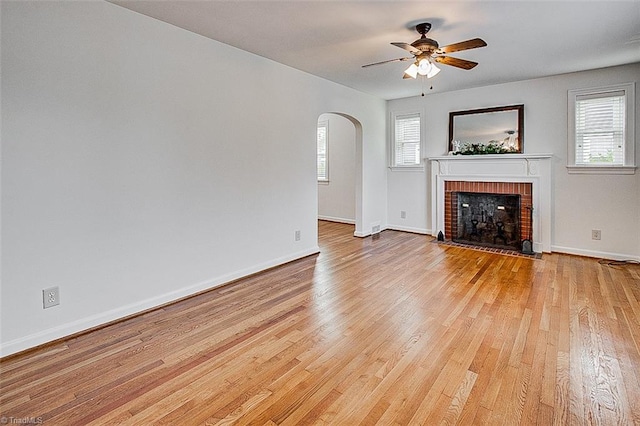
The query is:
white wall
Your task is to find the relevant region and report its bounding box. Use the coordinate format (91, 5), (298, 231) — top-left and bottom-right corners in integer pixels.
(318, 113), (356, 224)
(0, 1), (387, 356)
(387, 63), (640, 260)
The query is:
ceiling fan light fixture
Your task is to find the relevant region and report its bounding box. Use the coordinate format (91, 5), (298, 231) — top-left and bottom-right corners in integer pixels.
(426, 63), (441, 78)
(404, 63), (418, 79)
(417, 58), (431, 76)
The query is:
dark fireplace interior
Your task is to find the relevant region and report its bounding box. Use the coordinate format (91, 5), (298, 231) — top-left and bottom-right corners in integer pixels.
(452, 192), (521, 250)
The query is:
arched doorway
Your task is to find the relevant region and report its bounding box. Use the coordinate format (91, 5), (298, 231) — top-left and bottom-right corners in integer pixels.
(316, 113), (363, 236)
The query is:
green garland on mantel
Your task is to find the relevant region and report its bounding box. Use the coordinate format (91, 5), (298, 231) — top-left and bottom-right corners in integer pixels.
(453, 141), (519, 155)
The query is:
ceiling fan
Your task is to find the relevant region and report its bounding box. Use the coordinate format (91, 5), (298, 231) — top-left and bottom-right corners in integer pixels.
(363, 23), (487, 79)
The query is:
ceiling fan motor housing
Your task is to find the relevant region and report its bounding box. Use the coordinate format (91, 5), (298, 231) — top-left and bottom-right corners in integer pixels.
(411, 37), (439, 54)
(412, 23), (438, 53)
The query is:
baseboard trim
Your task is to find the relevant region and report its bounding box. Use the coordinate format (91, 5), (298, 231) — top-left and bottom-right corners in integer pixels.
(318, 215), (355, 225)
(551, 245), (640, 262)
(0, 247), (320, 358)
(385, 224), (431, 235)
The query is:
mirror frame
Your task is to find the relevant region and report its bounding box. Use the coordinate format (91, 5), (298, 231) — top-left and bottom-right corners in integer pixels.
(448, 104), (524, 153)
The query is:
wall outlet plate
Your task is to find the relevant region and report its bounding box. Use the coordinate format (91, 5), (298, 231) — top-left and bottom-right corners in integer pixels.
(43, 286), (60, 309)
(592, 229), (601, 240)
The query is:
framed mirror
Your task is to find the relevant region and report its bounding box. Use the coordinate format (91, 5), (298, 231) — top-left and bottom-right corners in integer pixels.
(449, 104), (524, 154)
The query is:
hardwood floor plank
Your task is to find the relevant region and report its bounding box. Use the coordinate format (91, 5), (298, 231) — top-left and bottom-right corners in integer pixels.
(1, 221), (639, 425)
(553, 350), (570, 425)
(456, 346), (500, 425)
(506, 362), (531, 425)
(520, 329), (548, 425)
(441, 369), (478, 425)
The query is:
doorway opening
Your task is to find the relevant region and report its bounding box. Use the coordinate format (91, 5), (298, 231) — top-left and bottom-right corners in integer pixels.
(316, 113), (363, 236)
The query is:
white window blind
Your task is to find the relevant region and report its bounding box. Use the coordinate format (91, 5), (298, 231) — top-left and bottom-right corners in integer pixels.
(575, 90), (625, 165)
(317, 121), (328, 181)
(394, 113), (421, 166)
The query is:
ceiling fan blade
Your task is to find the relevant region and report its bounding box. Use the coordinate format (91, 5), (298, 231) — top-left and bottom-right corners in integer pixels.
(437, 38), (487, 54)
(390, 42), (422, 55)
(434, 56), (478, 70)
(362, 57), (413, 68)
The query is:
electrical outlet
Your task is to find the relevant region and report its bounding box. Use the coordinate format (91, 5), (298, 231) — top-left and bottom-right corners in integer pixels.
(592, 229), (601, 240)
(400, 211), (406, 219)
(43, 286), (60, 309)
(294, 230), (301, 241)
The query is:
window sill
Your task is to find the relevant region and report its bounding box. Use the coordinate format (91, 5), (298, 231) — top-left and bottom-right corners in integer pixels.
(389, 165), (425, 172)
(567, 165), (636, 175)
(318, 180), (330, 185)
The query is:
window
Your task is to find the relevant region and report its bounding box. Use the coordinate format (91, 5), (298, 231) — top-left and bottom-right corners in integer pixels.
(392, 112), (421, 168)
(568, 83), (635, 174)
(576, 92), (624, 164)
(317, 120), (328, 181)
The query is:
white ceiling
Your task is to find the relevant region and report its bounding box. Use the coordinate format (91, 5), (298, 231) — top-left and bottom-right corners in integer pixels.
(111, 1), (640, 100)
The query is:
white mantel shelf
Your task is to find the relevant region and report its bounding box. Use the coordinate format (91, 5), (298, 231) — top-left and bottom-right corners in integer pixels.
(428, 153), (553, 161)
(429, 153), (553, 253)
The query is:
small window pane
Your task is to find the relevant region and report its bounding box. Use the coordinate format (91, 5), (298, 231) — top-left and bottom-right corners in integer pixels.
(395, 113), (421, 166)
(317, 122), (328, 180)
(575, 93), (625, 165)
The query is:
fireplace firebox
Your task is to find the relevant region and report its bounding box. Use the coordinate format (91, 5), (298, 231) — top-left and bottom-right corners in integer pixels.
(452, 192), (521, 250)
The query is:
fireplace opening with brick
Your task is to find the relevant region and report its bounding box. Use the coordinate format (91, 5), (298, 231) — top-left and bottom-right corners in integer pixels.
(452, 192), (521, 250)
(444, 181), (532, 252)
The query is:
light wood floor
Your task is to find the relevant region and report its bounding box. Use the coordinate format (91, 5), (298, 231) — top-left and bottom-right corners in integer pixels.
(2, 221), (639, 425)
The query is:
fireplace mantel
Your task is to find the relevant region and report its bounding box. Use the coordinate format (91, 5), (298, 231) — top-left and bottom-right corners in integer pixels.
(429, 154), (553, 253)
(429, 154), (552, 160)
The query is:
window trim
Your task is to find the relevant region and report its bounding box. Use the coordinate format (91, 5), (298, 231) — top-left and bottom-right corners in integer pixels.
(317, 120), (329, 182)
(567, 83), (636, 175)
(390, 110), (424, 171)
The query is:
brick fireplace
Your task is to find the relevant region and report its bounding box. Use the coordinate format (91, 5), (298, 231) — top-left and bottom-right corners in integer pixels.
(429, 154), (552, 253)
(445, 181), (532, 250)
